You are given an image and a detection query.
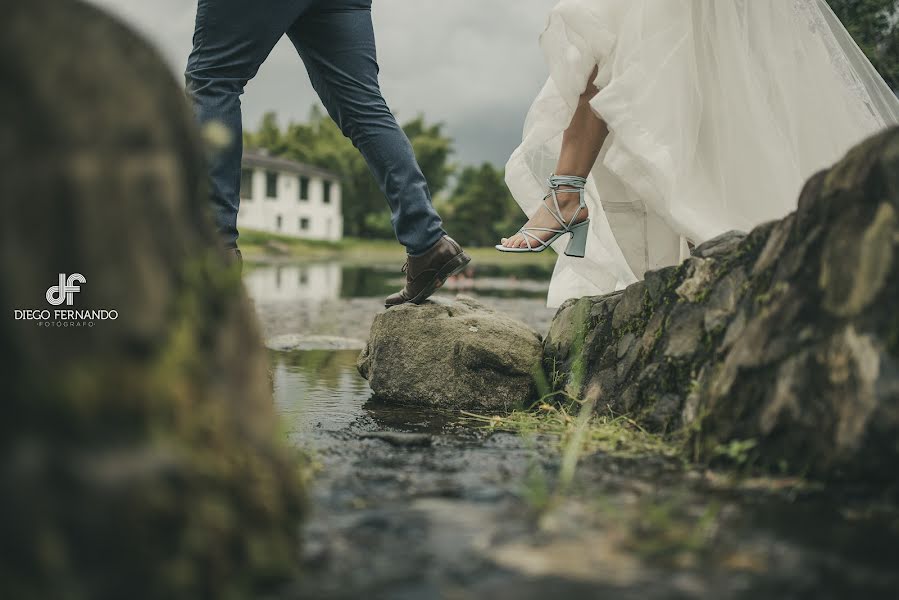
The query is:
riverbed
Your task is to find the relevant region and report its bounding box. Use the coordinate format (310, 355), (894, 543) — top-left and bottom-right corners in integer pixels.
(246, 259), (899, 599)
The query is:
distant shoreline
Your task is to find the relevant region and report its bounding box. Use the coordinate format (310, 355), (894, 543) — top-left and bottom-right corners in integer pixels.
(238, 229), (559, 266)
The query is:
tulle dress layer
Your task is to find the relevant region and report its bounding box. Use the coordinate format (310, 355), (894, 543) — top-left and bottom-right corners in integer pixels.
(506, 0), (899, 307)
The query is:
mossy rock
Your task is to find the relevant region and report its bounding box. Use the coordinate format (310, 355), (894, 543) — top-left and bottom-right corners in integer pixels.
(545, 127), (899, 482)
(359, 297), (543, 412)
(0, 1), (306, 598)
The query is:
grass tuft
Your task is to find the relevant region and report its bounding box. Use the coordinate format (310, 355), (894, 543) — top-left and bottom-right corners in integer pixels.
(461, 397), (679, 461)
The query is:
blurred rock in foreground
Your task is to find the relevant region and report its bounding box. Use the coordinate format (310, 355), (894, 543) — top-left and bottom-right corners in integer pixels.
(358, 297), (543, 412)
(0, 1), (305, 598)
(545, 127), (899, 482)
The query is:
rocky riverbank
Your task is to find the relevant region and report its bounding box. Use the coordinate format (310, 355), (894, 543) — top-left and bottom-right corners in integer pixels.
(363, 127), (899, 485)
(545, 126), (899, 482)
(284, 392), (899, 599)
(338, 128), (899, 597)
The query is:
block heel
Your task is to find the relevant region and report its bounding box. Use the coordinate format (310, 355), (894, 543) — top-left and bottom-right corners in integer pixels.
(564, 220), (590, 258)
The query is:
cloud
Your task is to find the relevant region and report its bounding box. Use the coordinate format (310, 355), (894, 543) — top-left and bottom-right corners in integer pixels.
(85, 0), (558, 166)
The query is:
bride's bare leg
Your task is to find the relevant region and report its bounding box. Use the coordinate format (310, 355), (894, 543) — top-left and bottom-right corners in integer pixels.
(502, 67), (610, 249)
(556, 73), (607, 179)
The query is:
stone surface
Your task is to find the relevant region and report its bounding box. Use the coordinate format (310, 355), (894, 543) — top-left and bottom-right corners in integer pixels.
(545, 127), (899, 481)
(358, 297), (543, 412)
(0, 2), (306, 598)
(691, 230), (748, 259)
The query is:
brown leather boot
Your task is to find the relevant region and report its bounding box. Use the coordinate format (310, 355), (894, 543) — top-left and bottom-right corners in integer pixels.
(385, 236), (471, 308)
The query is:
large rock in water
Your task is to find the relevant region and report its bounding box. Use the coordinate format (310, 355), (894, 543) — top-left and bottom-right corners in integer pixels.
(545, 127), (899, 482)
(358, 297), (543, 412)
(0, 1), (305, 598)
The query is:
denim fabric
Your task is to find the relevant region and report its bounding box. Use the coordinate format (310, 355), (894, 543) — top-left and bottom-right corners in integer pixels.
(185, 0), (445, 254)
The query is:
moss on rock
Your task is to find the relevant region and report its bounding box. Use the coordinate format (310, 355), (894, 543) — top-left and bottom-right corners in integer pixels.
(545, 127), (899, 482)
(0, 1), (306, 598)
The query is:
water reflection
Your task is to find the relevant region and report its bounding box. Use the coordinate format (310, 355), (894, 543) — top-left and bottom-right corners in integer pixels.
(340, 265), (402, 299)
(272, 349), (474, 441)
(272, 349), (370, 437)
(245, 260), (553, 305)
(244, 263), (342, 304)
(247, 260), (558, 342)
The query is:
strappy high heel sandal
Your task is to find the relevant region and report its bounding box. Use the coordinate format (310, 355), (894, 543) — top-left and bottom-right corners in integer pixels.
(496, 174), (590, 257)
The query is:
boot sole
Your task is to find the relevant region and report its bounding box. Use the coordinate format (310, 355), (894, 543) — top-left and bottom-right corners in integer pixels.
(385, 251), (471, 308)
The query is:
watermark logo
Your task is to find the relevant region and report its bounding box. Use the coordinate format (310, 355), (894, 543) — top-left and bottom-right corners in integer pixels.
(46, 273), (86, 306)
(13, 272), (118, 328)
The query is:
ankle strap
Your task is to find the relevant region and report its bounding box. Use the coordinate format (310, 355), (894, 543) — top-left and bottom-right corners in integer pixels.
(548, 174), (587, 189)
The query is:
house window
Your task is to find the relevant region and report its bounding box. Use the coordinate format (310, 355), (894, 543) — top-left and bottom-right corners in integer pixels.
(323, 180), (332, 204)
(299, 176), (310, 201)
(265, 171), (278, 199)
(276, 215), (283, 231)
(240, 168), (254, 200)
(299, 217), (311, 231)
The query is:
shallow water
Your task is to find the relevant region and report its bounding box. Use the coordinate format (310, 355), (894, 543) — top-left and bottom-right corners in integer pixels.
(246, 259), (558, 350)
(258, 258), (555, 437)
(272, 349), (370, 438)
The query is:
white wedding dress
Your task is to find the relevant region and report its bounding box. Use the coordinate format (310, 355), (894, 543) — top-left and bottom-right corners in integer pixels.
(506, 0), (899, 307)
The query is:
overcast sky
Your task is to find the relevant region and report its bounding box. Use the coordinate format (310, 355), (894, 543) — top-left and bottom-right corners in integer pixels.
(85, 0), (558, 167)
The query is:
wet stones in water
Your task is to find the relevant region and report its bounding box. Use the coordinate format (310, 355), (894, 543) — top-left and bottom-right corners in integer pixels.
(357, 297), (543, 413)
(545, 127), (899, 483)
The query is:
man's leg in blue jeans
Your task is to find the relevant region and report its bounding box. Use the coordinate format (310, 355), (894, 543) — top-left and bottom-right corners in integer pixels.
(286, 1), (446, 255)
(184, 1), (309, 249)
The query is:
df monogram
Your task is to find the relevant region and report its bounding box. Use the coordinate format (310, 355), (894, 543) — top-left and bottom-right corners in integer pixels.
(46, 273), (86, 306)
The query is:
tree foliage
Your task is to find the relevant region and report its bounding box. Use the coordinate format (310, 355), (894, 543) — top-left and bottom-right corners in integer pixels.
(440, 163), (521, 247)
(827, 0), (899, 89)
(245, 108), (454, 240)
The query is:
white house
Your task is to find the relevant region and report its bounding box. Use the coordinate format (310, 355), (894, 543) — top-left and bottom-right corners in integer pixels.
(238, 151), (343, 241)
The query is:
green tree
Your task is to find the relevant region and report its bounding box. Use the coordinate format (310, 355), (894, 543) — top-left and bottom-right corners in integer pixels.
(245, 108), (455, 240)
(827, 0), (899, 89)
(252, 112), (285, 153)
(404, 116), (454, 196)
(443, 163), (520, 247)
(361, 116), (456, 238)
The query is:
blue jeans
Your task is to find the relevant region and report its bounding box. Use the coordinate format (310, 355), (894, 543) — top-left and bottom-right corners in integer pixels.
(185, 0), (445, 254)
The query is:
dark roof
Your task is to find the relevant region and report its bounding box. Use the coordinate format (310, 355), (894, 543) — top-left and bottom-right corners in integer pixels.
(242, 150), (340, 181)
